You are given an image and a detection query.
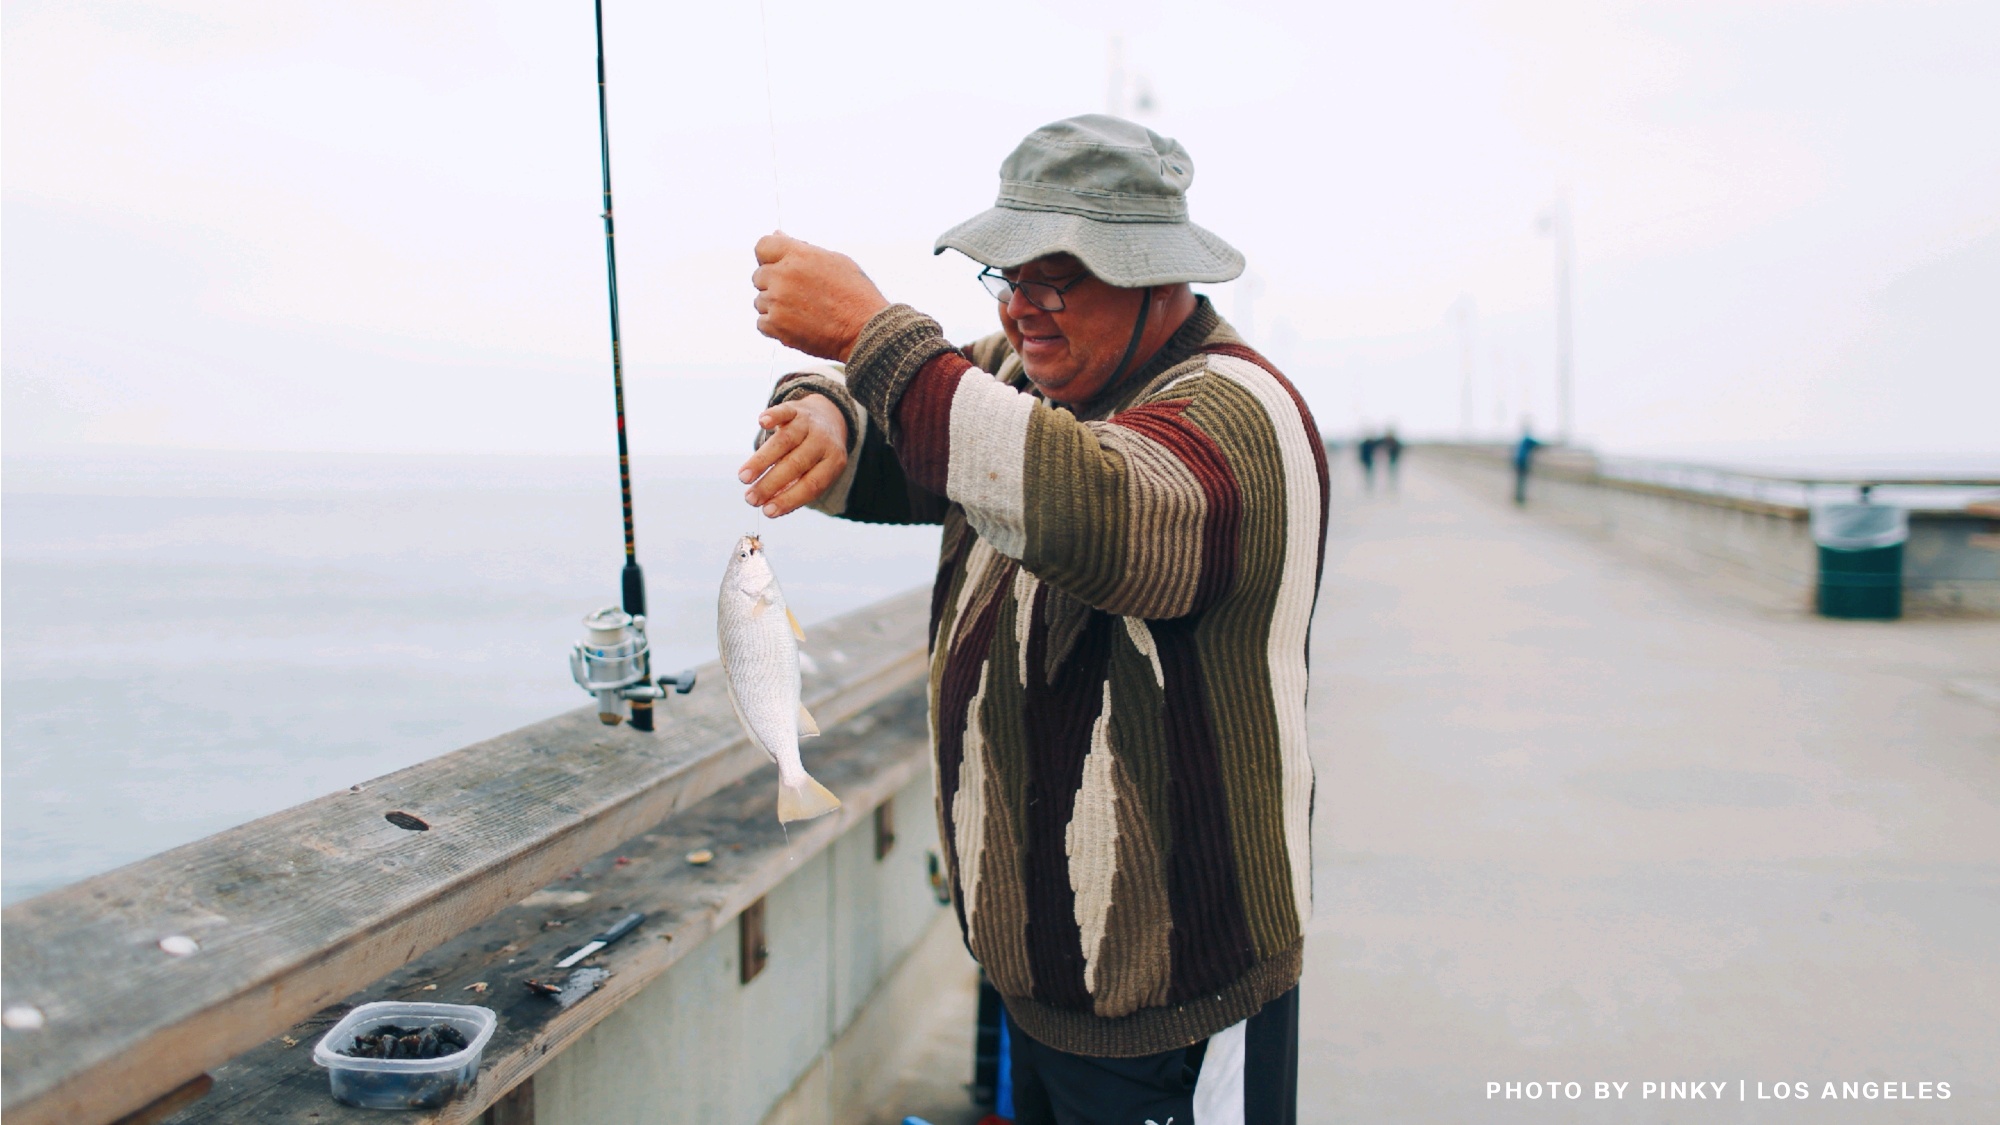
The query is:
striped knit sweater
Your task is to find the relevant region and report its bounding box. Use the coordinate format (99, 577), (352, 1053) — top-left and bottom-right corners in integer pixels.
(767, 296), (1328, 1056)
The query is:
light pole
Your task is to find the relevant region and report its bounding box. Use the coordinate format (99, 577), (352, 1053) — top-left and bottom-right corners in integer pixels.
(1236, 271), (1265, 343)
(1452, 294), (1475, 439)
(1538, 195), (1574, 444)
(1107, 34), (1125, 115)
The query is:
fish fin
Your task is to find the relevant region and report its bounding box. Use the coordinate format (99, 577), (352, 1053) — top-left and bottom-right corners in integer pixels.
(797, 703), (820, 737)
(751, 597), (768, 618)
(777, 775), (842, 824)
(786, 606), (806, 642)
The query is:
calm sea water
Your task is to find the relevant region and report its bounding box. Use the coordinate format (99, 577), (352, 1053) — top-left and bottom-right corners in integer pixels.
(1, 450), (941, 904)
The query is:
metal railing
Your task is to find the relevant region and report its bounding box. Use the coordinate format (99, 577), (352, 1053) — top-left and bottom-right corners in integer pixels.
(1593, 456), (2000, 515)
(1413, 442), (2000, 516)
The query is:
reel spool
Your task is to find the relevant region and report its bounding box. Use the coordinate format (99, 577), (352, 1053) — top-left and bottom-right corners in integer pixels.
(570, 606), (695, 727)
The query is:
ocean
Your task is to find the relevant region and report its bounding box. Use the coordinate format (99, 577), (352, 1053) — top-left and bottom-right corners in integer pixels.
(1, 450), (941, 904)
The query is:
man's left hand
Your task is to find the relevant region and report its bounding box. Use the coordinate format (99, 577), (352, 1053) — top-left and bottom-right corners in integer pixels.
(752, 232), (890, 362)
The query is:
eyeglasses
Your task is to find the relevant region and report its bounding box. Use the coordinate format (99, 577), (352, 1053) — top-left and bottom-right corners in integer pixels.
(978, 267), (1088, 312)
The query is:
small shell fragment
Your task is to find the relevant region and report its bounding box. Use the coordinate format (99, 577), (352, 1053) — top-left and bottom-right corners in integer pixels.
(685, 849), (714, 866)
(3, 1005), (45, 1030)
(159, 935), (200, 957)
(280, 1035), (300, 1048)
(420, 984), (438, 991)
(464, 981), (489, 993)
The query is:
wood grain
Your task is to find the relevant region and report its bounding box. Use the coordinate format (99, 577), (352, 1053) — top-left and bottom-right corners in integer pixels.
(2, 587), (930, 1125)
(164, 686), (932, 1124)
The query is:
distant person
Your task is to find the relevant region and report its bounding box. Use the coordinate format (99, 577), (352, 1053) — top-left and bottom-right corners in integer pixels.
(1380, 428), (1404, 492)
(742, 115), (1321, 1125)
(1358, 433), (1379, 491)
(1513, 424), (1542, 505)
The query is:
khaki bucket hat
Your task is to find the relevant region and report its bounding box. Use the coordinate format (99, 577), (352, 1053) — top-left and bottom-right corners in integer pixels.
(934, 114), (1245, 288)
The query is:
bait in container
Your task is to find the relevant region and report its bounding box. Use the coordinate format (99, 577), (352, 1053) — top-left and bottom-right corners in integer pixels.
(312, 1001), (497, 1110)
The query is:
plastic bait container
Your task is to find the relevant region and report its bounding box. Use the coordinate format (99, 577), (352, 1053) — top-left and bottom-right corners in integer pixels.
(312, 1001), (497, 1110)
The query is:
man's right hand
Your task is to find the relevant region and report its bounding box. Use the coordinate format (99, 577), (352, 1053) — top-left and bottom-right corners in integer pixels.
(738, 396), (850, 518)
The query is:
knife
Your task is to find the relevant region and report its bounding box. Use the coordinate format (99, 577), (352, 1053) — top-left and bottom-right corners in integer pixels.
(555, 911), (645, 968)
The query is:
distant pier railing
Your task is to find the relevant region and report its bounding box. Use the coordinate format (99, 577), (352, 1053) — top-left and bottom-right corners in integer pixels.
(1416, 443), (2000, 615)
(1, 588), (941, 1125)
(1593, 455), (2000, 516)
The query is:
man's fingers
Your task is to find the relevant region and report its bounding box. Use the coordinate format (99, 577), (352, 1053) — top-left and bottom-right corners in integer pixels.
(763, 455), (844, 518)
(739, 414), (805, 484)
(747, 455), (802, 510)
(747, 434), (823, 506)
(753, 231), (793, 266)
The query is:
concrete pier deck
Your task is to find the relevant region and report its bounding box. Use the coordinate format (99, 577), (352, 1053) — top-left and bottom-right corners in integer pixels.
(1300, 458), (2000, 1122)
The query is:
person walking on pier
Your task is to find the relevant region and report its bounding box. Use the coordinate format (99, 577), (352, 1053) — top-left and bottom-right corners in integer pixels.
(1379, 427), (1403, 493)
(1513, 423), (1542, 506)
(1357, 431), (1379, 491)
(740, 115), (1326, 1125)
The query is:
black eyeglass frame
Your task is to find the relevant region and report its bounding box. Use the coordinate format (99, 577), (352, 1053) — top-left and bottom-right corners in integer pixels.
(977, 266), (1090, 312)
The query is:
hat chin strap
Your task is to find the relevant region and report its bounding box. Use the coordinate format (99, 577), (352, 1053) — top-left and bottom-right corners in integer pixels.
(1103, 287), (1154, 392)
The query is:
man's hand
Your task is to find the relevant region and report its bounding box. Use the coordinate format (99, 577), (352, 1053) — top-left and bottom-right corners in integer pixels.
(739, 396), (850, 517)
(751, 232), (890, 362)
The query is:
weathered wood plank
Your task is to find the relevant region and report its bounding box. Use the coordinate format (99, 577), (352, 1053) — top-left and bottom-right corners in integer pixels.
(2, 587), (931, 1125)
(164, 685), (932, 1124)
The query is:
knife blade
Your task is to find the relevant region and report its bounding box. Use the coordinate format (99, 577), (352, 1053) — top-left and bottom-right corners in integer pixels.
(555, 910), (645, 968)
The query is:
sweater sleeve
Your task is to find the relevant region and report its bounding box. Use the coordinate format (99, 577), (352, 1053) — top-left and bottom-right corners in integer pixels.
(844, 305), (1309, 619)
(762, 365), (949, 525)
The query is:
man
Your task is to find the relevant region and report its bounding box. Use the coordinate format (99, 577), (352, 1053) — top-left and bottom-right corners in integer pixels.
(741, 115), (1327, 1125)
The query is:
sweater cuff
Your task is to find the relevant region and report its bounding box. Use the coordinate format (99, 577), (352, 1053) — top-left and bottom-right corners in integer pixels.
(844, 304), (960, 440)
(767, 378), (863, 460)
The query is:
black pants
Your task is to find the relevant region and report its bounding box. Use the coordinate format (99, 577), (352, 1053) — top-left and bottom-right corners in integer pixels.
(1007, 988), (1298, 1125)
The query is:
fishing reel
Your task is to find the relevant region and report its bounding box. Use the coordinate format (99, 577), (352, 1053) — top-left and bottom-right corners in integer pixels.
(570, 606), (696, 729)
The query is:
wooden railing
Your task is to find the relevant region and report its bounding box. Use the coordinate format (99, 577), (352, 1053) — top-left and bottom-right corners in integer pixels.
(1, 588), (933, 1125)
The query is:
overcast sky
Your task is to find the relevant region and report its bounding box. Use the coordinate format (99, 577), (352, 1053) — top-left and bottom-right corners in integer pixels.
(5, 0), (1996, 463)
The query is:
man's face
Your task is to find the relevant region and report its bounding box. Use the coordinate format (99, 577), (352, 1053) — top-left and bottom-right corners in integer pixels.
(996, 254), (1145, 405)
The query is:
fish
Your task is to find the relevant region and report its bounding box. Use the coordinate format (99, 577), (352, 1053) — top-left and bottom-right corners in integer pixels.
(718, 534), (842, 823)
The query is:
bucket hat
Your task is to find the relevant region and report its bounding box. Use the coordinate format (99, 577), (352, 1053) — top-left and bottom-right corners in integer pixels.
(934, 114), (1244, 288)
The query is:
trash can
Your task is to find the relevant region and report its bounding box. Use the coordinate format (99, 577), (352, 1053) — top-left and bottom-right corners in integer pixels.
(1811, 502), (1908, 619)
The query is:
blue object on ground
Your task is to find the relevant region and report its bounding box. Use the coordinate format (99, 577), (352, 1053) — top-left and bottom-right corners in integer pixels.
(997, 1015), (1014, 1119)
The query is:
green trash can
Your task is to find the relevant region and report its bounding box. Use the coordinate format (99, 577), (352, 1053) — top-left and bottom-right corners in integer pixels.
(1811, 502), (1907, 620)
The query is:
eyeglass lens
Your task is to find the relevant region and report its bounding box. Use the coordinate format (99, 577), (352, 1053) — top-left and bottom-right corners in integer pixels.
(979, 270), (1068, 312)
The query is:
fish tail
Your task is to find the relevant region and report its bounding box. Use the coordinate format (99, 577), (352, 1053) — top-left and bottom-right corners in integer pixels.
(777, 774), (842, 824)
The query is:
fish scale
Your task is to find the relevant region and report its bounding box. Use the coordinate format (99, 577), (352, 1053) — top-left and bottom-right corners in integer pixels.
(718, 534), (842, 823)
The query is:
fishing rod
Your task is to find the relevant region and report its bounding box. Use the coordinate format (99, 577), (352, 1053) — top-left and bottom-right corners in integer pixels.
(569, 0), (695, 730)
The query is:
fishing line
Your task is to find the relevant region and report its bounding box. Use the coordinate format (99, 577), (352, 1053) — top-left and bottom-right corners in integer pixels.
(754, 0), (791, 383)
(755, 0), (785, 228)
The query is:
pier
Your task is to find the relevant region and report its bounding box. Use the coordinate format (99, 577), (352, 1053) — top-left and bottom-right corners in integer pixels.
(1302, 451), (1999, 1121)
(4, 448), (1996, 1124)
